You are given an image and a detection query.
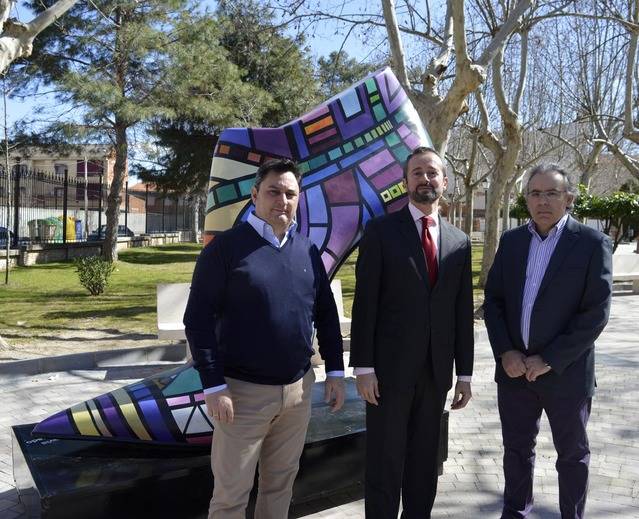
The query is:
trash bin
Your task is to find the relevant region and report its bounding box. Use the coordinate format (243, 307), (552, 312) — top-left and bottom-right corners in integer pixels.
(45, 218), (61, 242)
(28, 220), (40, 241)
(29, 219), (52, 242)
(55, 216), (76, 241)
(75, 219), (83, 241)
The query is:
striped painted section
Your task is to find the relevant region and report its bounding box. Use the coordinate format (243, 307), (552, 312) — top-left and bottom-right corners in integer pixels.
(70, 402), (100, 436)
(305, 116), (334, 135)
(87, 399), (112, 437)
(111, 388), (152, 441)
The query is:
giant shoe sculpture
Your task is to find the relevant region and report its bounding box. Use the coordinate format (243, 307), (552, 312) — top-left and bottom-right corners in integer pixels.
(33, 67), (433, 445)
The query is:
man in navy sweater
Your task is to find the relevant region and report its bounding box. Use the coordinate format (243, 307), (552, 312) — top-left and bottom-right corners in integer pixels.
(184, 158), (345, 519)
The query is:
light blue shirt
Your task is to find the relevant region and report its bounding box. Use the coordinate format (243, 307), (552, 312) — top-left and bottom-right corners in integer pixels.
(247, 211), (297, 249)
(204, 212), (343, 395)
(520, 213), (569, 348)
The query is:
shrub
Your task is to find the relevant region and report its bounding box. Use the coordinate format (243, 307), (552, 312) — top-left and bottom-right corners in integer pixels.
(74, 256), (115, 296)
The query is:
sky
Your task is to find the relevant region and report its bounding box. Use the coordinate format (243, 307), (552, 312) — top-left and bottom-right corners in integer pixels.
(5, 0), (384, 130)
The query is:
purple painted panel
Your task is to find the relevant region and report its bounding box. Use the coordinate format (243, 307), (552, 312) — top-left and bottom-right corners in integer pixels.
(324, 170), (358, 204)
(397, 124), (411, 138)
(332, 85), (375, 140)
(297, 191), (309, 236)
(252, 129), (292, 158)
(221, 129), (251, 148)
(371, 164), (403, 190)
(308, 127), (337, 145)
(321, 251), (332, 273)
(404, 133), (421, 150)
(301, 104), (329, 123)
(138, 399), (174, 442)
(309, 225), (327, 251)
(97, 394), (133, 438)
(326, 206), (359, 258)
(387, 197), (408, 214)
(34, 410), (75, 436)
(377, 70), (407, 113)
(166, 395), (190, 407)
(359, 149), (395, 177)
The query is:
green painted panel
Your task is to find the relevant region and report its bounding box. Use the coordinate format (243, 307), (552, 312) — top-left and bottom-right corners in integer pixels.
(216, 184), (238, 204)
(328, 147), (343, 160)
(237, 178), (254, 197)
(385, 132), (401, 147)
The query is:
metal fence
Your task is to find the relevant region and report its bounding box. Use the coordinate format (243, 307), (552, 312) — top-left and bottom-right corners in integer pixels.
(0, 168), (195, 248)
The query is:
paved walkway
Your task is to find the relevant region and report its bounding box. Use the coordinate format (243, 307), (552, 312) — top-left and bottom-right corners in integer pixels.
(1, 296), (639, 518)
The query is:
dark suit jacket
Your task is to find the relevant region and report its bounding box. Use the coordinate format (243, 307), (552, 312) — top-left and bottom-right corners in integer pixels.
(483, 215), (612, 397)
(349, 205), (474, 393)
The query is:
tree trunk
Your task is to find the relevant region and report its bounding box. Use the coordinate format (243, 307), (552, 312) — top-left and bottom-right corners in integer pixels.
(479, 174), (509, 286)
(479, 125), (522, 287)
(103, 5), (128, 262)
(502, 187), (511, 233)
(104, 124), (127, 262)
(579, 141), (605, 187)
(191, 192), (204, 243)
(501, 175), (519, 232)
(463, 182), (474, 235)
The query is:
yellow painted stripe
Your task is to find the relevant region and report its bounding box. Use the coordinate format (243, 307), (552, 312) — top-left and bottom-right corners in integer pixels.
(87, 399), (112, 437)
(304, 116), (334, 135)
(70, 403), (100, 436)
(111, 389), (152, 441)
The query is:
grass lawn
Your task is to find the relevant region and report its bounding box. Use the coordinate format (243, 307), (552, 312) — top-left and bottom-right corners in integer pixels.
(0, 244), (201, 345)
(0, 242), (484, 348)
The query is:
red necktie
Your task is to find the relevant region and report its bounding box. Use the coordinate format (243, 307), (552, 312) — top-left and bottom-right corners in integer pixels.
(421, 216), (438, 287)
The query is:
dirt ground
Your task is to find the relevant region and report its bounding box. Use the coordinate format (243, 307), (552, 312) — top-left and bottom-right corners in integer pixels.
(0, 321), (178, 362)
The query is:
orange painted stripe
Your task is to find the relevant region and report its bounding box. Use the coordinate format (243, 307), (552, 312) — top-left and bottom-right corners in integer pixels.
(305, 116), (334, 135)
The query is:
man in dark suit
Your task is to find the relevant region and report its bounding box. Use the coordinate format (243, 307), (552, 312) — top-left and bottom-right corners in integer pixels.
(350, 146), (475, 518)
(484, 164), (613, 519)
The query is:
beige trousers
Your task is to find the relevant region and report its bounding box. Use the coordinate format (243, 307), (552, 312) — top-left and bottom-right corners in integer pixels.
(208, 369), (315, 519)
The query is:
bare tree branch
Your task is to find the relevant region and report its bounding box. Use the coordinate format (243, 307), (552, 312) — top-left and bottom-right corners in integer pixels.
(513, 28), (529, 114)
(0, 0), (79, 73)
(476, 0), (533, 67)
(381, 0), (411, 91)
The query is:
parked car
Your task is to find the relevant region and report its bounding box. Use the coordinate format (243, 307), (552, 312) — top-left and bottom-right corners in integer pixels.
(0, 227), (30, 248)
(87, 225), (135, 241)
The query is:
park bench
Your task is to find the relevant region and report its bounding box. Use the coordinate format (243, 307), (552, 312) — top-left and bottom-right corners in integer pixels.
(157, 280), (352, 341)
(156, 282), (191, 341)
(612, 253), (639, 294)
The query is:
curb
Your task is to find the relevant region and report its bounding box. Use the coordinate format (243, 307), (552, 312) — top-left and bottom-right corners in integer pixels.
(0, 343), (189, 377)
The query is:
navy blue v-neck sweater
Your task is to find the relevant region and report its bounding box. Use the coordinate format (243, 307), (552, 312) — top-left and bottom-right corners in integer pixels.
(184, 223), (344, 389)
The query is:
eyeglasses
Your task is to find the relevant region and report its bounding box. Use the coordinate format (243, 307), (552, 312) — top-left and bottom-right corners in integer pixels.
(526, 190), (566, 200)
